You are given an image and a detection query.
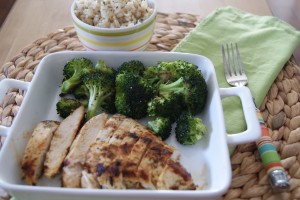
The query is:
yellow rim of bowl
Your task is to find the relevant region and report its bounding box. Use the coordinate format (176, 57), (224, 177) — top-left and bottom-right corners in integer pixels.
(77, 26), (154, 47)
(73, 16), (156, 37)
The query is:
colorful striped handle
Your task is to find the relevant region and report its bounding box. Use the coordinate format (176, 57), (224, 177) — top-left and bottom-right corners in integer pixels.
(256, 109), (283, 172)
(255, 108), (290, 190)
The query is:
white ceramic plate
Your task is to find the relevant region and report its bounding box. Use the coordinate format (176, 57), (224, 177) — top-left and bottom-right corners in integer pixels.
(0, 51), (260, 200)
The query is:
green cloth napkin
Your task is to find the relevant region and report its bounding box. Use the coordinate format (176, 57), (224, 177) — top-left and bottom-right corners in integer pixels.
(173, 6), (300, 134)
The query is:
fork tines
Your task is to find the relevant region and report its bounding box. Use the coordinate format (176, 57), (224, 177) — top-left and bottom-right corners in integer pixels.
(222, 43), (246, 77)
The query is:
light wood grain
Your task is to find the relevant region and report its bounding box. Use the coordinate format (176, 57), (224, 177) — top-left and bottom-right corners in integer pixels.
(0, 0), (272, 66)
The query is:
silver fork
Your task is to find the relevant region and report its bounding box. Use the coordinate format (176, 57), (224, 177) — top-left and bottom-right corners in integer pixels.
(221, 43), (290, 191)
(222, 43), (248, 87)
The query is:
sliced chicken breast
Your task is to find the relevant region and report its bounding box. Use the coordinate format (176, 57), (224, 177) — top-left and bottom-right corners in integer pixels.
(96, 114), (126, 142)
(156, 159), (196, 190)
(82, 115), (126, 188)
(136, 141), (174, 189)
(121, 137), (152, 189)
(21, 120), (59, 185)
(94, 118), (137, 189)
(83, 114), (197, 190)
(44, 106), (85, 178)
(62, 113), (108, 188)
(81, 170), (100, 189)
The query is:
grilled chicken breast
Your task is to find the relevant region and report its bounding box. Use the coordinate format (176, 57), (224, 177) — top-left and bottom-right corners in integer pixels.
(83, 114), (197, 190)
(44, 106), (85, 178)
(21, 120), (60, 185)
(82, 114), (127, 189)
(22, 111), (196, 189)
(62, 113), (108, 188)
(156, 159), (196, 190)
(136, 141), (174, 189)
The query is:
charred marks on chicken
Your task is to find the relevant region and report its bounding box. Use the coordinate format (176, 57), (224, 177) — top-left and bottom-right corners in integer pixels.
(128, 131), (138, 139)
(97, 163), (106, 176)
(63, 159), (70, 167)
(21, 160), (34, 176)
(139, 169), (149, 181)
(120, 143), (134, 154)
(122, 161), (136, 178)
(110, 160), (122, 177)
(141, 137), (152, 145)
(109, 176), (114, 186)
(168, 160), (192, 182)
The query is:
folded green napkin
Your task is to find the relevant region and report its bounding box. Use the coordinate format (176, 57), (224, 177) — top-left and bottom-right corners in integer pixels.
(173, 6), (300, 134)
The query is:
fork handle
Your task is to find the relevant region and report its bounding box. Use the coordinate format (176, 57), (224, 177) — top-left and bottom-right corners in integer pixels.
(255, 109), (290, 191)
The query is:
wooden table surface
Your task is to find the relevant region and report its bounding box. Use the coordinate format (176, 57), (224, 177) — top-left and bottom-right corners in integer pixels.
(3, 0), (299, 67)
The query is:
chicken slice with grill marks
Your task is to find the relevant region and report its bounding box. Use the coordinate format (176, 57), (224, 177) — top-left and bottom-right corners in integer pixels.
(44, 106), (85, 178)
(82, 114), (127, 188)
(21, 120), (60, 185)
(135, 140), (174, 189)
(83, 114), (126, 173)
(121, 122), (158, 189)
(95, 114), (126, 142)
(156, 159), (197, 190)
(131, 122), (196, 190)
(62, 113), (108, 188)
(113, 119), (196, 190)
(96, 117), (139, 189)
(81, 170), (100, 189)
(84, 114), (198, 190)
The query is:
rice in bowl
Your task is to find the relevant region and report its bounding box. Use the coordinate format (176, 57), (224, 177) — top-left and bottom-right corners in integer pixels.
(74, 0), (154, 28)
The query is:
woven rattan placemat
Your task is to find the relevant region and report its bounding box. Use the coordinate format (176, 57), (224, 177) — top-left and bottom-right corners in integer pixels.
(1, 12), (300, 200)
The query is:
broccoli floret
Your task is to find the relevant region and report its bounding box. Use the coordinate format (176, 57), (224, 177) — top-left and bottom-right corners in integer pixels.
(101, 94), (117, 114)
(61, 58), (94, 94)
(143, 62), (181, 90)
(147, 93), (184, 122)
(158, 77), (187, 96)
(73, 84), (89, 99)
(83, 72), (115, 120)
(95, 60), (116, 76)
(146, 77), (187, 121)
(115, 73), (154, 119)
(56, 98), (82, 118)
(147, 60), (208, 115)
(177, 63), (208, 114)
(117, 60), (145, 76)
(175, 112), (207, 145)
(148, 117), (172, 140)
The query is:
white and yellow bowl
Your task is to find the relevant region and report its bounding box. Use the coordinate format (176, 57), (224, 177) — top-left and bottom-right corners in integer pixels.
(70, 0), (157, 51)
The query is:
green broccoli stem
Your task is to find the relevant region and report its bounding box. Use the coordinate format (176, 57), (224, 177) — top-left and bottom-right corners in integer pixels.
(159, 77), (186, 97)
(86, 86), (112, 120)
(61, 75), (81, 94)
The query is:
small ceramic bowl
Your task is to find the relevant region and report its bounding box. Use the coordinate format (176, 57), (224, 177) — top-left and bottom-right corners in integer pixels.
(70, 0), (157, 51)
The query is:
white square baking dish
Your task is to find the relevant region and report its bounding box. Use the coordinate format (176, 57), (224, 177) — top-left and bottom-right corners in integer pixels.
(0, 51), (261, 200)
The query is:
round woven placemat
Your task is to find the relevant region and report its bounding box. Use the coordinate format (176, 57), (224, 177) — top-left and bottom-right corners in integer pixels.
(1, 12), (300, 200)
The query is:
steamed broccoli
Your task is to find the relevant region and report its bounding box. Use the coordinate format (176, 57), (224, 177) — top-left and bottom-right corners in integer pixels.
(83, 72), (115, 120)
(115, 73), (154, 119)
(101, 93), (117, 114)
(177, 63), (208, 114)
(148, 117), (172, 140)
(143, 63), (180, 91)
(73, 84), (89, 99)
(144, 60), (207, 116)
(117, 60), (145, 76)
(175, 112), (207, 145)
(56, 98), (82, 118)
(95, 60), (116, 76)
(147, 92), (184, 122)
(61, 58), (94, 94)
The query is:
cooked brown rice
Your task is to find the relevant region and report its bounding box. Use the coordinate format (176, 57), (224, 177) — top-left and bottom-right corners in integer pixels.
(74, 0), (154, 28)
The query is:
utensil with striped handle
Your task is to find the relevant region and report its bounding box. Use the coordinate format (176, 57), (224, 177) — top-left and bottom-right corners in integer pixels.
(221, 42), (290, 191)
